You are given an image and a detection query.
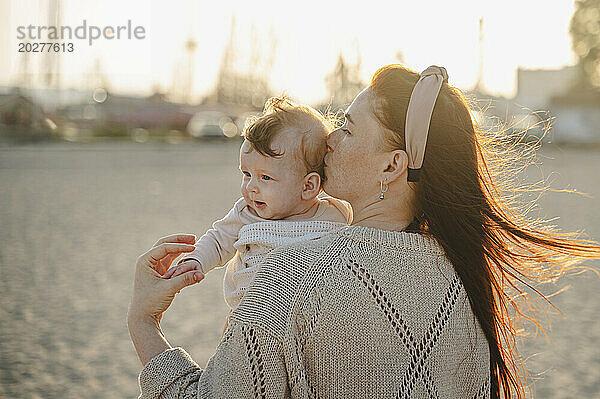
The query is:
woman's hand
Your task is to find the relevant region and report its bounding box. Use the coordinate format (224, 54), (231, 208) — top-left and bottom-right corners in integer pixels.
(127, 233), (205, 326)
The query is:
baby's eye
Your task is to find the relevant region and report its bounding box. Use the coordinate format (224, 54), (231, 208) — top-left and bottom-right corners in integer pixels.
(341, 127), (351, 135)
(242, 171), (251, 177)
(261, 175), (272, 181)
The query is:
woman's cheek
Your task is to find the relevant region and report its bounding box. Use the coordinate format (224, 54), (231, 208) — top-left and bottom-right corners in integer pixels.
(336, 148), (349, 171)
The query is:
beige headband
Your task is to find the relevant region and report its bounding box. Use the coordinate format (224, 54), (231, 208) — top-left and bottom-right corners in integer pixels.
(405, 65), (448, 182)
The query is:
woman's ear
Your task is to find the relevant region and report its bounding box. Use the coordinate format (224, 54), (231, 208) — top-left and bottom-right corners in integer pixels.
(382, 150), (409, 183)
(301, 172), (322, 200)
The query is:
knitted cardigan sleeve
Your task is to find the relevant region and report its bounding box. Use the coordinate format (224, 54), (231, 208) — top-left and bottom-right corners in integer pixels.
(138, 322), (289, 399)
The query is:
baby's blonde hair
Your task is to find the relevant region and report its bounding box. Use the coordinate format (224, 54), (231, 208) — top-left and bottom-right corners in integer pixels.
(243, 96), (334, 182)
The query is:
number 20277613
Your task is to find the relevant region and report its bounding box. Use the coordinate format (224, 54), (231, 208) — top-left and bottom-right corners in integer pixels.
(18, 42), (74, 52)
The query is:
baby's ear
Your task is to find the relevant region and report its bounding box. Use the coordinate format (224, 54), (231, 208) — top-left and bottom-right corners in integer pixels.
(301, 172), (321, 200)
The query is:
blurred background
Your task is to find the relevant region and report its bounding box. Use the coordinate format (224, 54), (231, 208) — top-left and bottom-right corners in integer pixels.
(0, 0), (599, 398)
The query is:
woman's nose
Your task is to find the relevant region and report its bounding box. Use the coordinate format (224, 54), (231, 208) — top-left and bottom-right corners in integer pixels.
(327, 129), (340, 152)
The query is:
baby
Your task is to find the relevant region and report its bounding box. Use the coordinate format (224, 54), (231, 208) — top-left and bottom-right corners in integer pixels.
(164, 96), (352, 330)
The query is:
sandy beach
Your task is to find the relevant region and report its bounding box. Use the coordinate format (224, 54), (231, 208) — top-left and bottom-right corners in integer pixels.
(0, 141), (598, 398)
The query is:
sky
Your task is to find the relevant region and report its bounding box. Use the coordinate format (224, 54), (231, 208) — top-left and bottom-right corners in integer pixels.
(0, 0), (579, 104)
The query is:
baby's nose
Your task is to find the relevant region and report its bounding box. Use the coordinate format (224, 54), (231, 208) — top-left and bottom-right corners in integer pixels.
(247, 179), (259, 192)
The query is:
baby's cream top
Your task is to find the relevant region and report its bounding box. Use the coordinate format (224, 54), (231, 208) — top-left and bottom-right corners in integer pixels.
(180, 195), (352, 309)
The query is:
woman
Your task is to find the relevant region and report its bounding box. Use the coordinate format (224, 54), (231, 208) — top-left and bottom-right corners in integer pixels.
(128, 65), (600, 398)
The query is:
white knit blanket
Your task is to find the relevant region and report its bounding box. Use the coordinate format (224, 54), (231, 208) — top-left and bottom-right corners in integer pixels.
(223, 220), (346, 309)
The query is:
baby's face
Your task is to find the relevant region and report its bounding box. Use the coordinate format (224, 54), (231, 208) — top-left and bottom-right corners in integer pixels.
(239, 134), (308, 220)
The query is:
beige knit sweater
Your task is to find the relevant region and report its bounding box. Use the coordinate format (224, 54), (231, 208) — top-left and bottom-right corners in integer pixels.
(138, 225), (491, 398)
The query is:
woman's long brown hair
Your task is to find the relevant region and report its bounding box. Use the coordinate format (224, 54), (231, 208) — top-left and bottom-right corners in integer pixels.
(369, 64), (600, 398)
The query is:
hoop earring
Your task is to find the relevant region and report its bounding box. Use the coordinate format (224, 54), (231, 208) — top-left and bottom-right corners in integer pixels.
(379, 178), (388, 200)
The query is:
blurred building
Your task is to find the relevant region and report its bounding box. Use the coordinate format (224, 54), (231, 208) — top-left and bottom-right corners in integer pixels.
(469, 65), (599, 144)
(514, 66), (579, 110)
(513, 65), (600, 143)
(550, 89), (600, 143)
(467, 88), (550, 142)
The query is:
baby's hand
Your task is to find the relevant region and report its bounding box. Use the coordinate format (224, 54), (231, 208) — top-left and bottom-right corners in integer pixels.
(163, 259), (202, 279)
